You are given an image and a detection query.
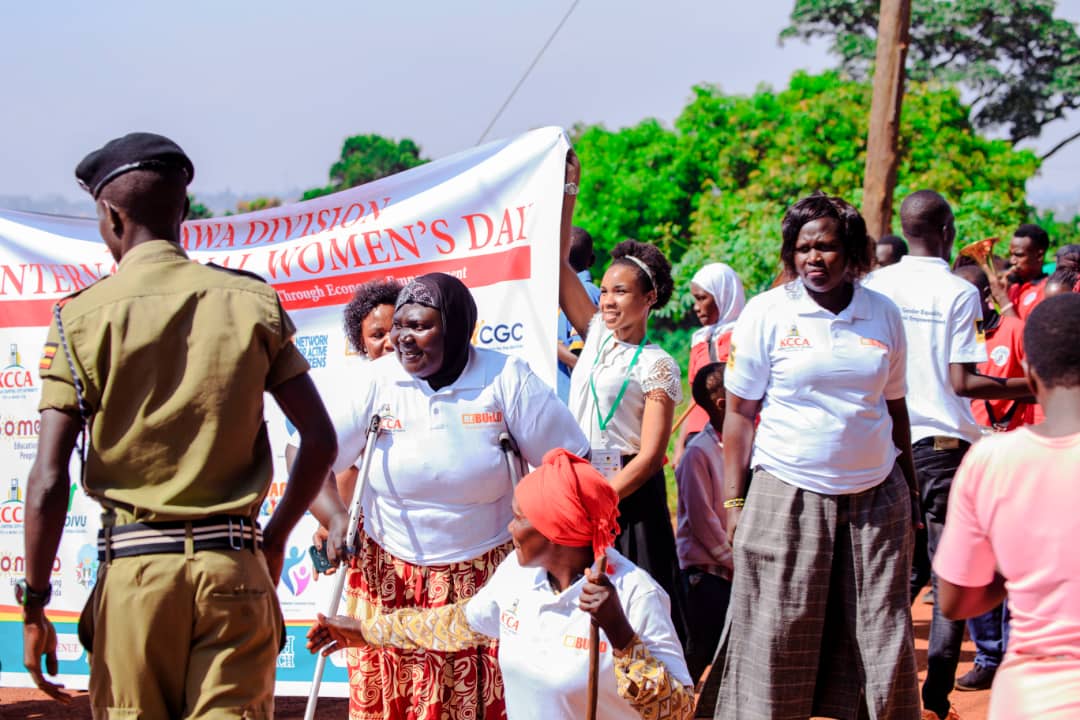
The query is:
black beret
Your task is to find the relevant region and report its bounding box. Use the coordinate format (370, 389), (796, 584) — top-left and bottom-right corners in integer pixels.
(76, 132), (194, 198)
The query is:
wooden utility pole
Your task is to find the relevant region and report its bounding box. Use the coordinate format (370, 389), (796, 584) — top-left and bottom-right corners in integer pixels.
(862, 0), (913, 240)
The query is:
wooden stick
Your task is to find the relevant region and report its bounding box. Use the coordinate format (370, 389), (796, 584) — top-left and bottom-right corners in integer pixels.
(586, 554), (608, 720)
(670, 403), (696, 436)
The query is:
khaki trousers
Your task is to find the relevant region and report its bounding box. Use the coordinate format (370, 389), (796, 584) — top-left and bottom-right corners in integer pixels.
(87, 548), (283, 719)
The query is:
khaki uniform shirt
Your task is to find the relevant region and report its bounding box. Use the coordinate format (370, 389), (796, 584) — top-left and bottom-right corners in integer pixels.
(38, 240), (309, 523)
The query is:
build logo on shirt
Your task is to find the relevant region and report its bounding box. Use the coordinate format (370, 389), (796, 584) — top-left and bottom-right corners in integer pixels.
(777, 324), (812, 351)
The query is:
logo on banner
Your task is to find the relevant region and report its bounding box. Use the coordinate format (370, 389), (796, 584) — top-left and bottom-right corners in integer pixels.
(280, 546), (313, 596)
(260, 481), (286, 517)
(0, 479), (24, 533)
(0, 552), (61, 580)
(76, 544), (100, 589)
(472, 321), (525, 351)
(1, 343), (36, 399)
(295, 335), (329, 369)
(277, 636), (296, 668)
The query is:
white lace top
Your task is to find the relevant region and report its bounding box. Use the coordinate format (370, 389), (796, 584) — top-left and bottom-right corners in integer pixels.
(568, 314), (682, 454)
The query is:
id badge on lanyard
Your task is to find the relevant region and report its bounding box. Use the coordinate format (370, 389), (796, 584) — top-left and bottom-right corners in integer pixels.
(588, 333), (645, 480)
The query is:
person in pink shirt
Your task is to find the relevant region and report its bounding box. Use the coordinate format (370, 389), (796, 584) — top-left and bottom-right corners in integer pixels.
(674, 361), (732, 682)
(935, 293), (1080, 719)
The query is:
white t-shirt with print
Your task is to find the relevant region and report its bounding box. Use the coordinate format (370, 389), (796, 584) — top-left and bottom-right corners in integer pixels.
(725, 282), (907, 494)
(464, 547), (692, 719)
(329, 347), (589, 565)
(568, 314), (683, 454)
(864, 256), (988, 443)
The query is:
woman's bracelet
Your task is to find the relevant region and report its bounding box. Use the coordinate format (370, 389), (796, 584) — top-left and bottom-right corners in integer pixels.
(723, 498), (746, 509)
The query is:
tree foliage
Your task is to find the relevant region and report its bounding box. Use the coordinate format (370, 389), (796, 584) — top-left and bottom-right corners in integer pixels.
(236, 196), (282, 213)
(572, 72), (1042, 363)
(186, 195), (213, 220)
(303, 134), (429, 200)
(781, 0), (1080, 151)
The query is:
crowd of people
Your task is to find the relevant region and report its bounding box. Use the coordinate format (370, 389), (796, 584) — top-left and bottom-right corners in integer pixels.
(17, 135), (1080, 720)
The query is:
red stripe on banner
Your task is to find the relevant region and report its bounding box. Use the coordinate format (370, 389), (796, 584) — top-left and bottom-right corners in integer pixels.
(0, 298), (56, 328)
(273, 245), (532, 312)
(0, 245), (532, 326)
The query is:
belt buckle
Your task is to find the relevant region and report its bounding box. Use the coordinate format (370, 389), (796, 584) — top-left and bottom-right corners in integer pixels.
(227, 517), (246, 551)
(933, 436), (960, 451)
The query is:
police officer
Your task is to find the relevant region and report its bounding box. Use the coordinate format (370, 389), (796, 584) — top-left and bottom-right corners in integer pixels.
(19, 132), (339, 717)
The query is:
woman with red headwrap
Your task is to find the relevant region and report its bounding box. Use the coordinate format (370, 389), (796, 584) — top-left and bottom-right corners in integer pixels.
(308, 449), (694, 719)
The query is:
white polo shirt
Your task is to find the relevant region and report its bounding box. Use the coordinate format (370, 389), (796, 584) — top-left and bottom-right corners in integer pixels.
(726, 281), (907, 494)
(864, 256), (987, 443)
(329, 348), (589, 565)
(464, 547), (692, 719)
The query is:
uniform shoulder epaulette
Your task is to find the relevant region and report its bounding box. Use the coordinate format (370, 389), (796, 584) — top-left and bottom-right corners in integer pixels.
(205, 262), (269, 284)
(56, 275), (112, 308)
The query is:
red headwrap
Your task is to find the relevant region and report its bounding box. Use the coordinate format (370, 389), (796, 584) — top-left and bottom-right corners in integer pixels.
(514, 448), (620, 561)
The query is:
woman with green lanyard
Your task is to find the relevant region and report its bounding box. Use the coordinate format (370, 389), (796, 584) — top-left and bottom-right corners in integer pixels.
(558, 150), (688, 643)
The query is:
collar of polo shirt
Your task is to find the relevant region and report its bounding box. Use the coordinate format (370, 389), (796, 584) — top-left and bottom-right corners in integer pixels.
(790, 281), (873, 320)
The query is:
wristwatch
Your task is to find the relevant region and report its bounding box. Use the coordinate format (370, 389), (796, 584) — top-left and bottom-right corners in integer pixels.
(563, 182), (579, 196)
(14, 579), (52, 609)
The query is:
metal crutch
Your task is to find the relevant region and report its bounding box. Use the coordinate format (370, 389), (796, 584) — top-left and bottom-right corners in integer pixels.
(303, 413), (382, 720)
(498, 432), (523, 487)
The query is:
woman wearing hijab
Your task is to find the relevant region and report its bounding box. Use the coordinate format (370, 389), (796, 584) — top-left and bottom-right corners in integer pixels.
(673, 262), (745, 465)
(308, 449), (695, 720)
(314, 272), (589, 720)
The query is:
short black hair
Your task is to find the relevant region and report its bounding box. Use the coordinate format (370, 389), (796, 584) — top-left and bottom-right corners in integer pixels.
(98, 167), (189, 233)
(877, 234), (908, 260)
(1046, 266), (1079, 294)
(1024, 293), (1080, 388)
(343, 280), (400, 353)
(780, 192), (871, 279)
(1014, 223), (1050, 252)
(691, 362), (726, 410)
(610, 239), (675, 309)
(1056, 244), (1080, 272)
(899, 190), (952, 241)
(568, 226), (595, 273)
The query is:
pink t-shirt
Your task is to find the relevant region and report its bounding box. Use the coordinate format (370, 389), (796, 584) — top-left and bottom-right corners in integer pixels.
(935, 428), (1080, 659)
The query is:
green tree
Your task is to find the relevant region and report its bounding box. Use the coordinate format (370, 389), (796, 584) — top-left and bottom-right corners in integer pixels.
(303, 134), (429, 200)
(236, 196), (282, 213)
(186, 195), (213, 220)
(781, 0), (1080, 156)
(572, 72), (1040, 365)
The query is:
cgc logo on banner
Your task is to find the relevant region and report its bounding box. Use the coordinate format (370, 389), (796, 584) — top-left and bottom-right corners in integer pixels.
(472, 320), (525, 351)
(1, 342), (37, 400)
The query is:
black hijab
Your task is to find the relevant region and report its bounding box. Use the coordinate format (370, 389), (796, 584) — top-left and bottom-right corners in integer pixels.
(395, 273), (477, 390)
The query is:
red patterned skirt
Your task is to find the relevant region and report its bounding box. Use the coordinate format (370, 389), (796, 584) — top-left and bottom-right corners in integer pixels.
(343, 527), (511, 720)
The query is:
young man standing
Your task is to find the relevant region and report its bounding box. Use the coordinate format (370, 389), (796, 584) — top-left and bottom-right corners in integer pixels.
(865, 190), (1033, 720)
(1007, 223), (1051, 319)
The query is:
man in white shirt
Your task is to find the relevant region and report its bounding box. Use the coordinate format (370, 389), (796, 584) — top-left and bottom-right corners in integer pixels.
(865, 190), (1033, 720)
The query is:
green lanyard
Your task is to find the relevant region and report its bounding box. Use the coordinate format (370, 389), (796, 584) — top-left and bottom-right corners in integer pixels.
(589, 333), (647, 432)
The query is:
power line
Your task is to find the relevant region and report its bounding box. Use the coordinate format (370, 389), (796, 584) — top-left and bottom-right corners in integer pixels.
(476, 0), (582, 145)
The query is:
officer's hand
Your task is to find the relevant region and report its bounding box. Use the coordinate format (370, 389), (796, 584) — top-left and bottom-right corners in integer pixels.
(307, 612), (368, 656)
(23, 610), (73, 703)
(579, 567), (634, 652)
(325, 510), (352, 568)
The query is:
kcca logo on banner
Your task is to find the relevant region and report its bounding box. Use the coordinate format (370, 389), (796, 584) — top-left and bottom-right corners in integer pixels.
(1, 342), (36, 399)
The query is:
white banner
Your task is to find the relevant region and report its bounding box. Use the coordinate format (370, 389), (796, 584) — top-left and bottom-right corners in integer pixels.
(0, 126), (570, 694)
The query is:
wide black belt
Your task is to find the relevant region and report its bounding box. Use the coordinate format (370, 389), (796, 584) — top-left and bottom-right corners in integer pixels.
(97, 515), (262, 561)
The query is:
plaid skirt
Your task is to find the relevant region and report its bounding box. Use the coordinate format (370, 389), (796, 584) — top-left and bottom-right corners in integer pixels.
(712, 465), (920, 720)
(343, 526), (511, 720)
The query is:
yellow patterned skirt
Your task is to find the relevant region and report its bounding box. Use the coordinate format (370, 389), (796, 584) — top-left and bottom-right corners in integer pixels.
(343, 527), (511, 720)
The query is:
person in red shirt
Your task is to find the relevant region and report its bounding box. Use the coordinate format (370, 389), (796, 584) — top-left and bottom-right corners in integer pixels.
(1006, 224), (1050, 319)
(955, 265), (1034, 432)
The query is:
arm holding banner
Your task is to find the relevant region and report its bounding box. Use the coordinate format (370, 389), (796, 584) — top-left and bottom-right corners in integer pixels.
(559, 150), (596, 340)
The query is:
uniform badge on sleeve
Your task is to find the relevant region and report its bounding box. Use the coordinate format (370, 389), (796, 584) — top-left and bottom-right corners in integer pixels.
(39, 342), (58, 371)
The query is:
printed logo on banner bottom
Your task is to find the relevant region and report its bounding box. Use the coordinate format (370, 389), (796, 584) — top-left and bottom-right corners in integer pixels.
(76, 544), (100, 589)
(280, 546), (313, 597)
(56, 633), (85, 662)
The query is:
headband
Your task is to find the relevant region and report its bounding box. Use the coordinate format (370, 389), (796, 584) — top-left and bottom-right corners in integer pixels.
(620, 254), (655, 290)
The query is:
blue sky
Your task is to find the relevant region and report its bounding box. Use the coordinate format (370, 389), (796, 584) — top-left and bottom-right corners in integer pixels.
(1, 1), (1078, 212)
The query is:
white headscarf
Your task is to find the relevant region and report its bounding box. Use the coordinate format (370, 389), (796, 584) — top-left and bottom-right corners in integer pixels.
(691, 262), (745, 337)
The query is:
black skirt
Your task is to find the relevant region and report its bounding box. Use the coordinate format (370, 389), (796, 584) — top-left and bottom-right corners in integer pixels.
(616, 460), (691, 649)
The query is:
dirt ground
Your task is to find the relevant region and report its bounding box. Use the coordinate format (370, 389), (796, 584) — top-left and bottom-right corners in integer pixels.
(0, 589), (990, 719)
